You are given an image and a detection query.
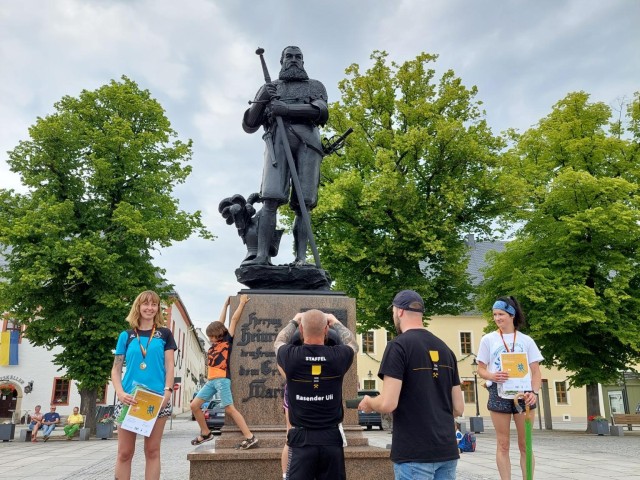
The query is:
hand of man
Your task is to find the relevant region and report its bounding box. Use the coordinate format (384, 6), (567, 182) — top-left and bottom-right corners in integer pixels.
(256, 82), (277, 102)
(269, 99), (289, 119)
(326, 313), (339, 327)
(358, 395), (372, 413)
(292, 312), (303, 326)
(265, 82), (278, 98)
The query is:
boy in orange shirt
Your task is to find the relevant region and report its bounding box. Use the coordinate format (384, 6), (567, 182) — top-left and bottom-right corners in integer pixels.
(190, 294), (257, 449)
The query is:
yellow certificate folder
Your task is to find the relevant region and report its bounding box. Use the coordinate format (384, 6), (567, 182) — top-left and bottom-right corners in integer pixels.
(498, 352), (532, 396)
(500, 353), (529, 378)
(120, 386), (165, 437)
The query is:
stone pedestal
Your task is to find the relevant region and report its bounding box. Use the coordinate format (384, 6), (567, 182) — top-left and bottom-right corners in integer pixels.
(188, 291), (393, 479)
(189, 446), (392, 480)
(20, 429), (32, 441)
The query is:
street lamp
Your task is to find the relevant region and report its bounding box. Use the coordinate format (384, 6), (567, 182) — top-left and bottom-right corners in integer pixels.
(471, 358), (480, 417)
(470, 357), (484, 433)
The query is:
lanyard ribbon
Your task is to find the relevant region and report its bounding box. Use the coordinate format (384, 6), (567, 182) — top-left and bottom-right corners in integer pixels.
(499, 329), (516, 352)
(135, 325), (156, 360)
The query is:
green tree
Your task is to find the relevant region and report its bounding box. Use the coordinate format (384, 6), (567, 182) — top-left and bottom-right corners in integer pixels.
(0, 76), (210, 428)
(314, 51), (511, 331)
(478, 91), (640, 417)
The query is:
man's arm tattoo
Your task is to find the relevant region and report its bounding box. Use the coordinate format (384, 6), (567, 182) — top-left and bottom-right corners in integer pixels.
(332, 322), (359, 352)
(274, 321), (297, 353)
(113, 355), (124, 368)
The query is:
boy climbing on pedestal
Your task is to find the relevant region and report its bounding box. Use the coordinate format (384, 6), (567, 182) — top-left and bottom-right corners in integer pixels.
(190, 294), (258, 449)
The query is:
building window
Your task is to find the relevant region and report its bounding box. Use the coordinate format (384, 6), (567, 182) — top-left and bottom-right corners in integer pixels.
(459, 332), (472, 355)
(362, 331), (374, 354)
(386, 330), (395, 342)
(363, 379), (376, 390)
(53, 378), (70, 405)
(461, 379), (476, 403)
(555, 381), (568, 404)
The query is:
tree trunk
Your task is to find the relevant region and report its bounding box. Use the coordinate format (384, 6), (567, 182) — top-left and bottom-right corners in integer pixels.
(585, 383), (600, 432)
(79, 388), (98, 432)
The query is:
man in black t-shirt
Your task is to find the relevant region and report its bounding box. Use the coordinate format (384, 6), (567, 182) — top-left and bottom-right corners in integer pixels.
(275, 310), (358, 480)
(358, 290), (464, 480)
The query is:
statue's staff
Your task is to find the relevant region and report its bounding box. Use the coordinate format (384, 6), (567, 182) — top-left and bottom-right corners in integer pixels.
(254, 47), (321, 268)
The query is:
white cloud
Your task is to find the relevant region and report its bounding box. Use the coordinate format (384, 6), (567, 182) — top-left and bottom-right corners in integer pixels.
(1, 0), (638, 328)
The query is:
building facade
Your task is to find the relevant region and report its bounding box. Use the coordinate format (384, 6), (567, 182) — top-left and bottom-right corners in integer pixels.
(0, 292), (206, 423)
(355, 235), (640, 426)
(357, 317), (590, 426)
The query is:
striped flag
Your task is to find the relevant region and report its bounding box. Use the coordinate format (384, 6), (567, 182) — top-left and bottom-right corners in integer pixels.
(0, 330), (19, 365)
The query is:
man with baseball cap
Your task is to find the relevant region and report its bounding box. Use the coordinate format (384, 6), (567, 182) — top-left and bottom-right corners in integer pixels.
(390, 289), (425, 315)
(359, 290), (464, 479)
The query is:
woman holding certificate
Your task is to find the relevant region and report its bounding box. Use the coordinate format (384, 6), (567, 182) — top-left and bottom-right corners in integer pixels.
(111, 290), (177, 480)
(477, 296), (543, 480)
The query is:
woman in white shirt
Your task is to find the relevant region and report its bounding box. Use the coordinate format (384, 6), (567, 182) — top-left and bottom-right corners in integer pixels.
(477, 296), (543, 480)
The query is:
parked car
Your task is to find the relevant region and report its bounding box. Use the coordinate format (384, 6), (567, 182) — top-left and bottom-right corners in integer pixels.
(190, 393), (224, 432)
(357, 389), (383, 430)
(203, 399), (225, 432)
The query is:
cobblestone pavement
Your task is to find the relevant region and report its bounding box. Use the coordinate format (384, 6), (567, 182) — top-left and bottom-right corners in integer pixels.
(2, 416), (639, 479)
(365, 425), (640, 479)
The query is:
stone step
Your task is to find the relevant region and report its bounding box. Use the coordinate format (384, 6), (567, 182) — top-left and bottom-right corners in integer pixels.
(188, 445), (393, 480)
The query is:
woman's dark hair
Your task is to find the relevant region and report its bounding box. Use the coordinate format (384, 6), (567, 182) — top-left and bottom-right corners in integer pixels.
(496, 296), (526, 330)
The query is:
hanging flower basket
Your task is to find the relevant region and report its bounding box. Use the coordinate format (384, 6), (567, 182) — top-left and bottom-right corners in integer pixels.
(0, 384), (14, 396)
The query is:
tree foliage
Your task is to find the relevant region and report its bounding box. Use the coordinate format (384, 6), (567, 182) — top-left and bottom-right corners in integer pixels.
(0, 76), (210, 423)
(478, 92), (640, 412)
(314, 51), (511, 332)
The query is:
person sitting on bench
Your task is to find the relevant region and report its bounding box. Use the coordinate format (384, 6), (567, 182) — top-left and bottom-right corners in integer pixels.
(41, 405), (61, 441)
(27, 405), (44, 442)
(64, 406), (84, 440)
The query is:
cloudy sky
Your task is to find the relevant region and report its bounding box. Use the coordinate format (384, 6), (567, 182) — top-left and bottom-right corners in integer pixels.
(1, 0), (638, 330)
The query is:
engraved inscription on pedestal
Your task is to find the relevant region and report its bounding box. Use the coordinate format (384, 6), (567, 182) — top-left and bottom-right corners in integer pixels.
(226, 293), (358, 429)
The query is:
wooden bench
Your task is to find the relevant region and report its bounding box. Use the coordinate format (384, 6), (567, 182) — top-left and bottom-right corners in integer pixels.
(611, 414), (640, 431)
(20, 415), (87, 441)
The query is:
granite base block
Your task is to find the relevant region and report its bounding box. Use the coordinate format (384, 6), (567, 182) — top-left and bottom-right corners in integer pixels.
(610, 425), (624, 436)
(189, 446), (393, 480)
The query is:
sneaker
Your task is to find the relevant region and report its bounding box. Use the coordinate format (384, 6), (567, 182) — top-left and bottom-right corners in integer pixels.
(236, 435), (258, 450)
(43, 435), (49, 442)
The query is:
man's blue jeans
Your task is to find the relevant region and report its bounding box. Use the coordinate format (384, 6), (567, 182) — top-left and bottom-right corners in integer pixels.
(393, 459), (457, 480)
(41, 424), (56, 436)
